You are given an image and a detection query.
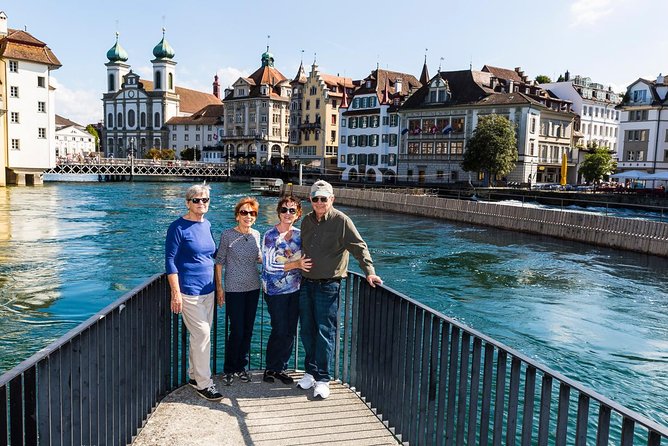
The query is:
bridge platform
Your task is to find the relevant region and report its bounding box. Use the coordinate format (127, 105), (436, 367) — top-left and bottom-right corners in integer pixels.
(132, 372), (400, 446)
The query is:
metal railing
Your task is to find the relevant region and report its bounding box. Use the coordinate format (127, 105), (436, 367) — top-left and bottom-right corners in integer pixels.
(1, 273), (667, 445)
(339, 273), (668, 446)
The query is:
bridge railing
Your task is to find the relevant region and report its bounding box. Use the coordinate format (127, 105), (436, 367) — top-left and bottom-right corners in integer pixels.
(340, 272), (668, 446)
(1, 273), (666, 445)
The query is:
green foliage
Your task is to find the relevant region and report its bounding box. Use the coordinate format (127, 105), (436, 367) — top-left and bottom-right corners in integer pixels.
(180, 147), (202, 161)
(461, 114), (518, 185)
(145, 148), (176, 160)
(557, 74), (565, 82)
(535, 74), (552, 84)
(85, 124), (100, 150)
(579, 146), (617, 183)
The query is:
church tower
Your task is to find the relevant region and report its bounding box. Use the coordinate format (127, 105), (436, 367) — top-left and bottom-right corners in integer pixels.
(105, 32), (129, 92)
(151, 28), (176, 93)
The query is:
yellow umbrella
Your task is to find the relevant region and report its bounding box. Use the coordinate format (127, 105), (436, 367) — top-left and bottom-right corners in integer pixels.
(560, 152), (568, 186)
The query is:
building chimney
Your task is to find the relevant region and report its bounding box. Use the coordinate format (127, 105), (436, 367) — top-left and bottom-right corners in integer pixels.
(212, 74), (220, 99)
(395, 77), (403, 94)
(565, 70), (570, 82)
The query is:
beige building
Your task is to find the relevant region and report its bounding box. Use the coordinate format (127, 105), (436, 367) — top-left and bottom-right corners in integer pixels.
(221, 48), (291, 167)
(288, 62), (353, 173)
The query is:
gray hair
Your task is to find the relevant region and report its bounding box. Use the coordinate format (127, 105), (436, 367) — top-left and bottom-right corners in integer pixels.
(185, 183), (211, 200)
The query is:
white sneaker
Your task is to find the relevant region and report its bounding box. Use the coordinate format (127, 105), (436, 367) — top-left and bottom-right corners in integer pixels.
(297, 373), (315, 390)
(314, 381), (330, 399)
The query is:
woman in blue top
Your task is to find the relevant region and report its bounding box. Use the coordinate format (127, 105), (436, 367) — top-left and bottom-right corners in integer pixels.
(261, 196), (312, 384)
(165, 183), (222, 401)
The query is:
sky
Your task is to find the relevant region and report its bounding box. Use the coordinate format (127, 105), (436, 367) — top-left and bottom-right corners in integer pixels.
(5, 0), (668, 126)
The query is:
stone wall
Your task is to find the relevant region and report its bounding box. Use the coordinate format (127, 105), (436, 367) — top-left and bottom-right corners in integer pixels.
(287, 185), (668, 257)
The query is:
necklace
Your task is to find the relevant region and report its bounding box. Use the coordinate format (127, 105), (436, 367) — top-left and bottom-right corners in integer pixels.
(235, 226), (251, 241)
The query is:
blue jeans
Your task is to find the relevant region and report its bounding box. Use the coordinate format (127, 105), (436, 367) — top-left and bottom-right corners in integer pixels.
(299, 280), (341, 382)
(264, 291), (300, 372)
(224, 289), (260, 374)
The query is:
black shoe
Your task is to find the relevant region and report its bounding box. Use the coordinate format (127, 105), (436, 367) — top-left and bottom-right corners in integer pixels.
(188, 379), (197, 388)
(264, 370), (294, 385)
(236, 370), (251, 383)
(196, 385), (223, 401)
(222, 373), (234, 386)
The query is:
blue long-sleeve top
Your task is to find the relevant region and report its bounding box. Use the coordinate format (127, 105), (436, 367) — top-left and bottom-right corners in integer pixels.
(165, 217), (216, 296)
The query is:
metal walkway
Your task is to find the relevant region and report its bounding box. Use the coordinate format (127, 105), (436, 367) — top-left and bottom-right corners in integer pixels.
(132, 372), (400, 446)
(45, 158), (229, 178)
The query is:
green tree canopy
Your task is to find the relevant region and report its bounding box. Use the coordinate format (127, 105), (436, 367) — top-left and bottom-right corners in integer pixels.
(145, 148), (176, 160)
(85, 124), (100, 150)
(180, 147), (201, 161)
(535, 75), (552, 84)
(579, 146), (617, 184)
(461, 114), (518, 185)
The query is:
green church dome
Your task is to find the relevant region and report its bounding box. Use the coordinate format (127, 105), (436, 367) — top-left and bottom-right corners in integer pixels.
(153, 29), (175, 59)
(261, 46), (274, 67)
(106, 32), (128, 62)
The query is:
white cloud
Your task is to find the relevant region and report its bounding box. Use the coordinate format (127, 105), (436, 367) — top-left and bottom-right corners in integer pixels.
(570, 0), (614, 26)
(51, 77), (102, 126)
(215, 67), (247, 90)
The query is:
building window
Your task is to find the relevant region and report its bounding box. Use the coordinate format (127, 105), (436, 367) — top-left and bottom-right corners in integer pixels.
(154, 113), (161, 128)
(38, 128), (46, 139)
(389, 114), (399, 127)
(128, 110), (136, 127)
(172, 134), (177, 141)
(140, 112), (146, 127)
(310, 86), (317, 95)
(9, 60), (18, 72)
(306, 100), (310, 110)
(451, 141), (464, 155)
(10, 86), (18, 97)
(117, 112), (123, 127)
(10, 112), (19, 123)
(37, 76), (46, 88)
(108, 74), (115, 91)
(185, 134), (190, 141)
(168, 73), (173, 90)
(389, 134), (398, 146)
(155, 71), (162, 90)
(11, 139), (20, 150)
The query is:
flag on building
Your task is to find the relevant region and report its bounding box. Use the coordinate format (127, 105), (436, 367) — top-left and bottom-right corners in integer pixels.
(401, 128), (409, 135)
(442, 124), (453, 134)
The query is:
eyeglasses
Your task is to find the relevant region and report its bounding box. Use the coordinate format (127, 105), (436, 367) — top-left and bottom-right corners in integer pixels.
(280, 207), (297, 214)
(190, 197), (210, 204)
(311, 196), (329, 203)
(238, 209), (257, 217)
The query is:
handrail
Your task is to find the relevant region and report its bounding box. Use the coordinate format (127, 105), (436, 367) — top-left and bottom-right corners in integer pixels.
(341, 272), (668, 445)
(1, 272), (666, 445)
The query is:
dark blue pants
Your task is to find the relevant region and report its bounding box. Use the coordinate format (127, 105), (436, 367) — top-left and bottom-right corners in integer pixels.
(299, 280), (340, 382)
(264, 290), (300, 372)
(224, 289), (260, 374)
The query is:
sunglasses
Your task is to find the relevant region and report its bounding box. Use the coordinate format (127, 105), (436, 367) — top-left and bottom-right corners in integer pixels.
(280, 207), (297, 214)
(238, 209), (257, 217)
(190, 197), (210, 204)
(311, 196), (329, 203)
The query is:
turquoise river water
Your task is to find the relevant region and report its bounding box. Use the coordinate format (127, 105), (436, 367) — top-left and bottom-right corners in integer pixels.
(0, 181), (666, 428)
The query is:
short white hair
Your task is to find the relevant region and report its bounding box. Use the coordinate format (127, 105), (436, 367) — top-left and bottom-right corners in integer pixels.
(185, 183), (211, 200)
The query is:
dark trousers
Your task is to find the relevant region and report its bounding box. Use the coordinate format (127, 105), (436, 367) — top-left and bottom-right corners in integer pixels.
(299, 280), (341, 382)
(224, 289), (260, 374)
(264, 290), (300, 372)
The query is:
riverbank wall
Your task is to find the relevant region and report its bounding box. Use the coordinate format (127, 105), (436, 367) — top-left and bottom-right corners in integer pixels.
(289, 185), (668, 257)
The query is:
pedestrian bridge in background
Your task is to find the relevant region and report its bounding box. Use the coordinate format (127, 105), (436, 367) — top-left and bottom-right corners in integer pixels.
(45, 157), (230, 179)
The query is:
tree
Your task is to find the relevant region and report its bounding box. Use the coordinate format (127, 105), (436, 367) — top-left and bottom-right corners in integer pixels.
(535, 75), (552, 84)
(145, 148), (176, 160)
(462, 114), (518, 186)
(85, 124), (100, 150)
(180, 147), (201, 161)
(579, 146), (617, 184)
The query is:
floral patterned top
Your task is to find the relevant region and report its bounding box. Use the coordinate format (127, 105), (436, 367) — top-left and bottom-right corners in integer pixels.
(261, 226), (303, 296)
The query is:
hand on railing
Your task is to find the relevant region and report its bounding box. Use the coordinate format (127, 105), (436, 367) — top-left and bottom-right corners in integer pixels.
(366, 274), (383, 288)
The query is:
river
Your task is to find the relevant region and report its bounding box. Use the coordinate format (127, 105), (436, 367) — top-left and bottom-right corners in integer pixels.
(0, 181), (666, 428)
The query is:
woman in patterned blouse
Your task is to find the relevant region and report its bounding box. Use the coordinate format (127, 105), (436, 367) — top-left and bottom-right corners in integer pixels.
(261, 196), (312, 384)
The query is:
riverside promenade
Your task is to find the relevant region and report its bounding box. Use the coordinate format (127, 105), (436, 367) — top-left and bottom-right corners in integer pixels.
(285, 185), (668, 257)
(132, 373), (399, 446)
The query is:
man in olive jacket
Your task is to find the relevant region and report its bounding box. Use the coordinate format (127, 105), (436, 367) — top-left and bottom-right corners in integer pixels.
(296, 180), (382, 399)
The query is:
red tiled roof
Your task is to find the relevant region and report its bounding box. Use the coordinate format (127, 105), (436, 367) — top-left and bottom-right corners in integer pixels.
(353, 69), (422, 103)
(224, 64), (290, 101)
(481, 65), (523, 83)
(165, 104), (225, 125)
(0, 28), (61, 68)
(140, 79), (221, 113)
(55, 114), (82, 128)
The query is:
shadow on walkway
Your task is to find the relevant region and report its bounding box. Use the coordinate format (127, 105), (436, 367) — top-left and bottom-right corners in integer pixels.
(132, 372), (400, 446)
